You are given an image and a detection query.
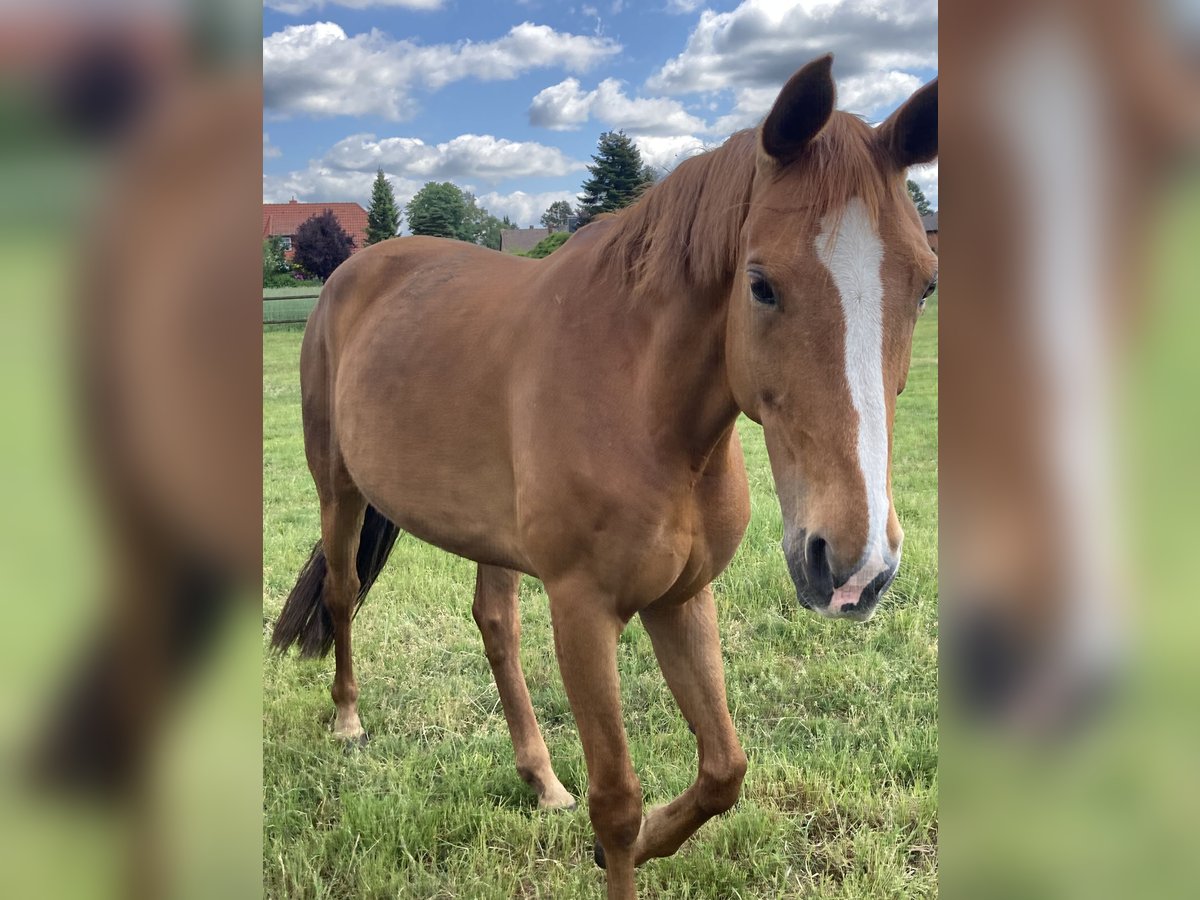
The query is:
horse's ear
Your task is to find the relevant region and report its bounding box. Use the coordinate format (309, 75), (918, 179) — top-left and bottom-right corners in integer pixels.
(760, 54), (836, 162)
(877, 78), (938, 168)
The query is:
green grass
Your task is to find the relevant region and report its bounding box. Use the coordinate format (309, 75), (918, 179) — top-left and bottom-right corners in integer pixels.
(263, 298), (938, 898)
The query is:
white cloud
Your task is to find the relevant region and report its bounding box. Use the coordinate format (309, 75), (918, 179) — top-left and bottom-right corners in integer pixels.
(667, 0), (704, 12)
(263, 167), (422, 208)
(705, 69), (923, 136)
(263, 132), (282, 159)
(325, 133), (585, 184)
(529, 78), (706, 136)
(265, 0), (443, 14)
(647, 0), (936, 96)
(476, 189), (580, 227)
(264, 166), (580, 229)
(263, 131), (589, 227)
(264, 21), (621, 120)
(632, 134), (713, 172)
(706, 85), (778, 135)
(839, 70), (923, 118)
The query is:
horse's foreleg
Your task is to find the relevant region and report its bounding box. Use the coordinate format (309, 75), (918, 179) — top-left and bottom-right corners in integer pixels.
(472, 565), (575, 809)
(320, 487), (367, 742)
(548, 583), (642, 900)
(633, 586), (747, 864)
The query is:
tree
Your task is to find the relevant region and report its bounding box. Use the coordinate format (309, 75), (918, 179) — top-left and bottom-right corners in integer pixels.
(365, 168), (401, 245)
(577, 131), (656, 226)
(292, 209), (356, 281)
(540, 200), (573, 232)
(405, 183), (509, 249)
(263, 236), (290, 287)
(907, 179), (932, 216)
(458, 191), (508, 250)
(515, 231), (570, 258)
(406, 181), (469, 239)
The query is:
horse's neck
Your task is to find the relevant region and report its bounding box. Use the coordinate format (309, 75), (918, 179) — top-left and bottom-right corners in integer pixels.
(562, 135), (756, 467)
(615, 140), (756, 466)
(637, 280), (742, 470)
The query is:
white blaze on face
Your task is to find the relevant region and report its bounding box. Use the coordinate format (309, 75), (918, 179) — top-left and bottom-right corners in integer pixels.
(987, 15), (1121, 679)
(815, 197), (894, 613)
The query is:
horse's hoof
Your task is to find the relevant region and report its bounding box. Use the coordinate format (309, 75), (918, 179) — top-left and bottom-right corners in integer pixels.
(593, 840), (606, 870)
(537, 789), (578, 812)
(340, 730), (369, 752)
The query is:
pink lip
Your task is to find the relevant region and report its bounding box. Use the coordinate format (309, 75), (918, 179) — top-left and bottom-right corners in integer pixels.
(829, 585), (865, 613)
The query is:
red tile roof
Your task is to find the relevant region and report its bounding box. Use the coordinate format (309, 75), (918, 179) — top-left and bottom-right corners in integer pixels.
(262, 200), (370, 253)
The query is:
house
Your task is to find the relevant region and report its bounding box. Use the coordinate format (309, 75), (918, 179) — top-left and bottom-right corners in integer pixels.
(500, 226), (550, 254)
(921, 211), (938, 253)
(262, 199), (370, 259)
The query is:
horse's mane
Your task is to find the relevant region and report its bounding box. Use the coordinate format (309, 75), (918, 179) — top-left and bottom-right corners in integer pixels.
(592, 112), (892, 296)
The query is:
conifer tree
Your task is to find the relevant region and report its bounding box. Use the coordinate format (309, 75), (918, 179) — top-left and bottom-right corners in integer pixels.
(907, 179), (933, 216)
(577, 131), (655, 226)
(365, 168), (401, 244)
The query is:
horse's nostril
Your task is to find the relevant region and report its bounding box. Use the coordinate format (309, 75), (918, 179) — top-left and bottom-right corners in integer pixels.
(804, 534), (835, 599)
(950, 609), (1028, 717)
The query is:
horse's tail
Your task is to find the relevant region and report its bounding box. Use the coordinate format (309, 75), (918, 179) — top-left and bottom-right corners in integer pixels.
(270, 505), (401, 658)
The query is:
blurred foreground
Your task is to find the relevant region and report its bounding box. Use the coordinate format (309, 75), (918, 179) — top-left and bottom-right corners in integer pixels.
(941, 1), (1200, 897)
(0, 2), (261, 899)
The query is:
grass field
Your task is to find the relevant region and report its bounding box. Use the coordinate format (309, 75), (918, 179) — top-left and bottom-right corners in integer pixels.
(263, 297), (938, 899)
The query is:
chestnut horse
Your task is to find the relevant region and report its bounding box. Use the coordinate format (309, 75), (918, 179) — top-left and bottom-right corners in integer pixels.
(272, 55), (937, 899)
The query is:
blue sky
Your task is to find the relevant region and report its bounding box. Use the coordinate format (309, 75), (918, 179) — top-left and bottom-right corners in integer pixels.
(263, 0), (938, 227)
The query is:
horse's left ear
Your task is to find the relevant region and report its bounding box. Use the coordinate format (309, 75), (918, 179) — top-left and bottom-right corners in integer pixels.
(761, 54), (836, 162)
(877, 78), (938, 168)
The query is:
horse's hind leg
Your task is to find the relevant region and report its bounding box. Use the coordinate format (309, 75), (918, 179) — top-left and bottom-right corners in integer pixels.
(473, 565), (575, 810)
(319, 470), (369, 743)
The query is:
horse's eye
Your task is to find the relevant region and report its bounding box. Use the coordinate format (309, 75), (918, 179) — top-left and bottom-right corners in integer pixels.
(919, 276), (937, 310)
(749, 272), (777, 306)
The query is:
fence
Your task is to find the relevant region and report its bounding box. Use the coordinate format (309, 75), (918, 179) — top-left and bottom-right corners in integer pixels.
(264, 286), (321, 327)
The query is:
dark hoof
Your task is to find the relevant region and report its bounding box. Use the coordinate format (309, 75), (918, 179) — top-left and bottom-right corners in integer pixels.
(341, 731), (369, 753)
(593, 840), (606, 870)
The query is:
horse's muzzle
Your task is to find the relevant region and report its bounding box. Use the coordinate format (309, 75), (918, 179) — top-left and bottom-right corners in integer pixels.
(785, 533), (898, 622)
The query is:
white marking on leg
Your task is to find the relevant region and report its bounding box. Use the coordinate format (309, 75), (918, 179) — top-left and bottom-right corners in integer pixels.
(816, 197), (892, 611)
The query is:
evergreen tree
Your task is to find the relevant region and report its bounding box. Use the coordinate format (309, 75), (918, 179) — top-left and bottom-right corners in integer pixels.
(365, 168), (400, 244)
(406, 181), (469, 239)
(907, 179), (933, 216)
(540, 200), (573, 232)
(292, 209), (355, 281)
(577, 131), (655, 226)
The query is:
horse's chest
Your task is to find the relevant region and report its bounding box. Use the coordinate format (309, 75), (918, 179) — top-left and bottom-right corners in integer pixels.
(618, 467), (749, 612)
(667, 487), (750, 599)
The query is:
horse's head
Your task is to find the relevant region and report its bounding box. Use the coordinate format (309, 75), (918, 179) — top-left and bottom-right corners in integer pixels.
(726, 56), (937, 622)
